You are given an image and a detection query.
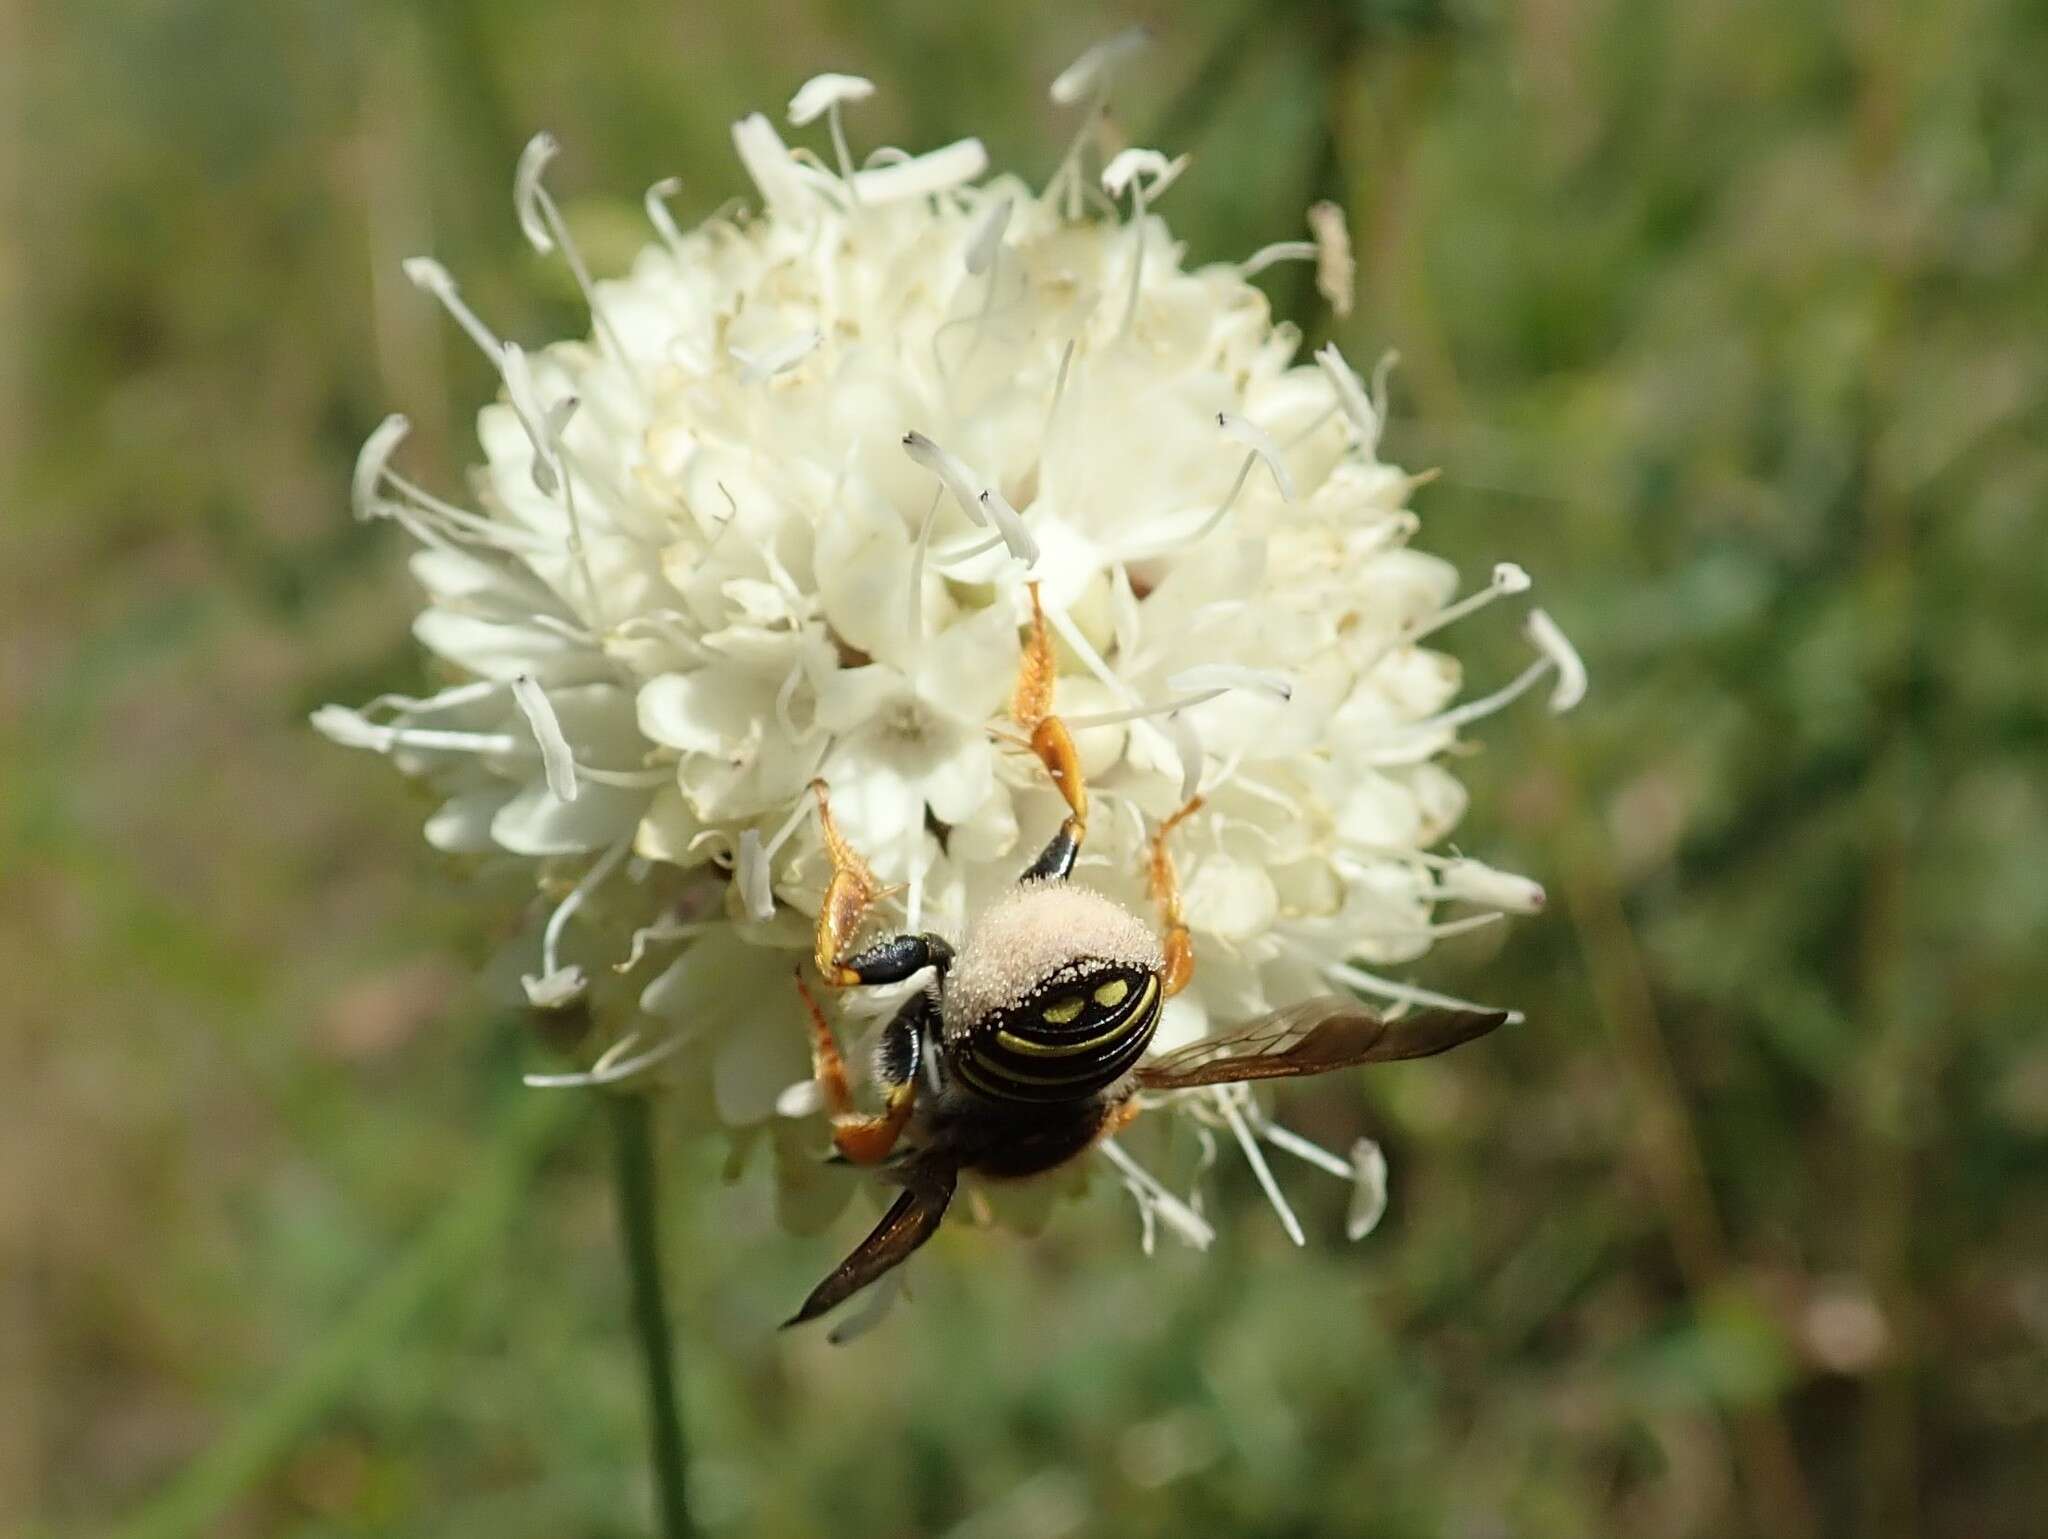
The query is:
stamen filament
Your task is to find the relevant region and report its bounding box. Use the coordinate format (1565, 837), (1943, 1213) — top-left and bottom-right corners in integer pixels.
(1405, 562), (1532, 643)
(523, 1030), (687, 1090)
(542, 836), (632, 978)
(1323, 958), (1522, 1025)
(1216, 1089), (1306, 1246)
(1100, 1138), (1216, 1251)
(1238, 240), (1317, 278)
(403, 257), (502, 361)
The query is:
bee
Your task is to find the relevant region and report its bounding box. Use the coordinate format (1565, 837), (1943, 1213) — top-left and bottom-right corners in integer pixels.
(786, 585), (1507, 1327)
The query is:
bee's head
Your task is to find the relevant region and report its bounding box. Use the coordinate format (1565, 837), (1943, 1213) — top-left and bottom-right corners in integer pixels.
(941, 883), (1165, 1102)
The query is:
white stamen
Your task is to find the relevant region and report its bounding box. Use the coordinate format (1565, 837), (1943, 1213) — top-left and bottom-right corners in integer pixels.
(729, 328), (821, 383)
(1405, 561), (1533, 642)
(1315, 342), (1381, 457)
(542, 837), (630, 974)
(1217, 413), (1296, 502)
(513, 132), (561, 252)
(1439, 858), (1547, 914)
(1216, 1090), (1305, 1246)
(763, 794), (814, 860)
(790, 75), (873, 194)
(1100, 1138), (1215, 1250)
(402, 257), (503, 360)
(381, 468), (558, 555)
(521, 966), (587, 1009)
(499, 343), (566, 496)
(901, 431), (987, 524)
(1060, 689), (1226, 731)
(1101, 148), (1189, 201)
(1164, 711), (1205, 804)
(1238, 240), (1317, 278)
(616, 917), (709, 974)
(851, 139), (988, 204)
(1245, 1111), (1354, 1179)
(578, 765), (675, 789)
(965, 195), (1013, 275)
(523, 1030), (687, 1090)
(519, 138), (641, 398)
(1379, 652), (1555, 751)
(1526, 608), (1587, 712)
(907, 489), (943, 644)
(735, 829), (775, 920)
(1324, 958), (1523, 1025)
(358, 680), (502, 718)
(788, 72), (875, 126)
(1345, 1139), (1389, 1240)
(1307, 200), (1355, 317)
(1045, 607), (1140, 707)
(309, 705), (519, 757)
(643, 176), (686, 248)
(977, 488), (1038, 566)
(1050, 26), (1150, 105)
(1371, 349), (1401, 426)
(352, 414), (412, 521)
(1167, 665), (1292, 701)
(511, 673), (579, 802)
(731, 113), (808, 214)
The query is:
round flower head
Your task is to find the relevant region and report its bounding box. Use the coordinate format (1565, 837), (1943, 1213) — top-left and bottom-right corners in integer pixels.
(320, 43), (1583, 1250)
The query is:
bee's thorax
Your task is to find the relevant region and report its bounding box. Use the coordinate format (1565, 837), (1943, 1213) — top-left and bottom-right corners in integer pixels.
(940, 882), (1163, 1040)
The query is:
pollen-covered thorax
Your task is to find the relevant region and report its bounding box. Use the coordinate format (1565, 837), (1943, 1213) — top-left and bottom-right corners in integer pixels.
(941, 883), (1163, 1041)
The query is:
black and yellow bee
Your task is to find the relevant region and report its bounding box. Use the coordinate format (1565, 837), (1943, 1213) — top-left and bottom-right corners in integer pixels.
(788, 585), (1506, 1326)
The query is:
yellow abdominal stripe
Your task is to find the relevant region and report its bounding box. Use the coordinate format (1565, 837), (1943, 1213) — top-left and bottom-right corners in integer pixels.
(1093, 977), (1130, 1007)
(1041, 994), (1085, 1025)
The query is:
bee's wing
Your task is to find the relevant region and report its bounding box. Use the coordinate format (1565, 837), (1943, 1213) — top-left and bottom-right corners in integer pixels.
(781, 1154), (958, 1329)
(1133, 997), (1510, 1091)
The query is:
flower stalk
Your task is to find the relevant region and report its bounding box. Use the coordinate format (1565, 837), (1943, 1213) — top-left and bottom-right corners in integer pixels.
(607, 1092), (695, 1539)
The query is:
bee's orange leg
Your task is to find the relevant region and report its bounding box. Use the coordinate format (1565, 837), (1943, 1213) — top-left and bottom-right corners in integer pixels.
(794, 972), (919, 1165)
(810, 778), (885, 986)
(1013, 582), (1089, 882)
(1148, 796), (1205, 998)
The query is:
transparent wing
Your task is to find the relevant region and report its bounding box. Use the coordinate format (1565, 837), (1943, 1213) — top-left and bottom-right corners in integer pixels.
(781, 1154), (958, 1328)
(1133, 997), (1510, 1092)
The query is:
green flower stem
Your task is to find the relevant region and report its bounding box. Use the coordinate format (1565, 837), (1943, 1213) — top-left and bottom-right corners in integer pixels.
(607, 1092), (695, 1539)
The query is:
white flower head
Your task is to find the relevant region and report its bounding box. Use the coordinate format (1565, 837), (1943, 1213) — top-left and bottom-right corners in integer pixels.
(323, 56), (1580, 1257)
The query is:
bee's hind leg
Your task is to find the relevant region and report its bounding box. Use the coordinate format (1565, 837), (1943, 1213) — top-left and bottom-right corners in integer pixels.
(1147, 795), (1205, 998)
(1011, 581), (1088, 882)
(794, 975), (927, 1165)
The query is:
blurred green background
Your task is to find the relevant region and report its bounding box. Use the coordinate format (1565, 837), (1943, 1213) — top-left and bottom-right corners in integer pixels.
(8, 1), (2048, 1535)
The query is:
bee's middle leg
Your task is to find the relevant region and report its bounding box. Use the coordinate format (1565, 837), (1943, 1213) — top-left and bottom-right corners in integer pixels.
(794, 974), (923, 1165)
(1012, 581), (1088, 881)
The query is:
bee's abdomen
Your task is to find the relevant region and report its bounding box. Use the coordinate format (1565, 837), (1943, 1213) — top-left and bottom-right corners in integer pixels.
(951, 964), (1161, 1104)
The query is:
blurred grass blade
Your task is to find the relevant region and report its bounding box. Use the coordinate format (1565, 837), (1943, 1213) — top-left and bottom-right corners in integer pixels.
(108, 1089), (579, 1539)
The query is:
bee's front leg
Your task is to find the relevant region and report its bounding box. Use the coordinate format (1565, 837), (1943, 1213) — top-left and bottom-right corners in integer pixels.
(809, 777), (891, 985)
(1148, 795), (1205, 998)
(1011, 581), (1089, 882)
